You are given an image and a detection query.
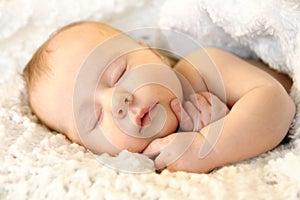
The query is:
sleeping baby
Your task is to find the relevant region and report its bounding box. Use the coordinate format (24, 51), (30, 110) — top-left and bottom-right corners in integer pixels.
(23, 21), (295, 173)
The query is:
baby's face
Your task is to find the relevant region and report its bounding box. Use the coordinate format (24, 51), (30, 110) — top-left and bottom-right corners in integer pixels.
(32, 23), (182, 155)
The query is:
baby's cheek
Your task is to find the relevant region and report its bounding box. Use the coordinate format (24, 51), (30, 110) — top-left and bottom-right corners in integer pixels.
(158, 106), (179, 137)
(104, 129), (150, 153)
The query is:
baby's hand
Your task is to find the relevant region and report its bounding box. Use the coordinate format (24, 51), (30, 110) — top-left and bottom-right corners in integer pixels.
(143, 132), (215, 173)
(170, 92), (229, 132)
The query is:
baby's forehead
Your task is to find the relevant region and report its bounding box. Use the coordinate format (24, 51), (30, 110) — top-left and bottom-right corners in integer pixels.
(49, 22), (119, 48)
(46, 24), (124, 69)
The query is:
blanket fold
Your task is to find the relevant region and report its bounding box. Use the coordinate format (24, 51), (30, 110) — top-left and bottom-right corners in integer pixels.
(159, 0), (300, 138)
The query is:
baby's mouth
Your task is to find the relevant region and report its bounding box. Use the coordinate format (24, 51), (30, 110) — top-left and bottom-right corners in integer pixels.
(141, 111), (151, 126)
(137, 104), (158, 128)
(135, 103), (165, 138)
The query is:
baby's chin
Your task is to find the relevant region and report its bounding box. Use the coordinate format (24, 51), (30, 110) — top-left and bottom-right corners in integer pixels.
(111, 111), (178, 154)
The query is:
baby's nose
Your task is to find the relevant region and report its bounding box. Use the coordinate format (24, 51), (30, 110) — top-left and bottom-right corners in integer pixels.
(112, 91), (133, 119)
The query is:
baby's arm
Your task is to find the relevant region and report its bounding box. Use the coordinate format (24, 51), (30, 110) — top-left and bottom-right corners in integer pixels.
(144, 48), (295, 173)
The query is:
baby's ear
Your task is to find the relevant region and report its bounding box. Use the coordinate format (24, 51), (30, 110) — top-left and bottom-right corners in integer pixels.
(138, 39), (171, 66)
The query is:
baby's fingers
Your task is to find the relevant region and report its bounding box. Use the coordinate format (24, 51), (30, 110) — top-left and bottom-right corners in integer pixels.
(143, 136), (172, 158)
(143, 134), (177, 170)
(201, 92), (229, 121)
(189, 93), (212, 126)
(183, 101), (204, 131)
(147, 133), (196, 171)
(170, 99), (193, 131)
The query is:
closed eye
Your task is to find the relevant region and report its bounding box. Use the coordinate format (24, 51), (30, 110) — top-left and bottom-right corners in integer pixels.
(93, 105), (102, 129)
(112, 65), (126, 86)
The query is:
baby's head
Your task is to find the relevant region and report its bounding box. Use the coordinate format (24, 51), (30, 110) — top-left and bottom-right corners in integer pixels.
(23, 21), (182, 155)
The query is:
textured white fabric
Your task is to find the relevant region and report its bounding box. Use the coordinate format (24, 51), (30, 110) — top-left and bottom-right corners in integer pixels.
(159, 0), (300, 138)
(1, 0), (300, 199)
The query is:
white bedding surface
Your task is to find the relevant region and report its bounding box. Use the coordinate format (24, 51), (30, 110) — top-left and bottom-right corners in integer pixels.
(1, 0), (300, 199)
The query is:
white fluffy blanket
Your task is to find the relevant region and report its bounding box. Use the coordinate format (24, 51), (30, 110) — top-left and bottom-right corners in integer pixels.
(159, 0), (300, 130)
(1, 0), (300, 199)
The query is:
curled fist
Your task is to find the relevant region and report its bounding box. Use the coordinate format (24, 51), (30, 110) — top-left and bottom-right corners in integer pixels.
(170, 92), (229, 132)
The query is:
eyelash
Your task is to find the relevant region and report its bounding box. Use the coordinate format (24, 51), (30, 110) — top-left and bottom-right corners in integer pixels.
(93, 106), (102, 130)
(113, 65), (126, 86)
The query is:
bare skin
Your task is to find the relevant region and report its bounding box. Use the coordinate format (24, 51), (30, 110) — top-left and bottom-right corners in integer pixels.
(165, 54), (293, 93)
(144, 48), (295, 172)
(29, 22), (295, 173)
(245, 59), (293, 93)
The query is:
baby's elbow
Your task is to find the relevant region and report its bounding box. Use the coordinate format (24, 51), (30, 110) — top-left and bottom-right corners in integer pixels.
(268, 83), (295, 137)
(275, 84), (295, 120)
(286, 92), (296, 121)
(285, 91), (296, 130)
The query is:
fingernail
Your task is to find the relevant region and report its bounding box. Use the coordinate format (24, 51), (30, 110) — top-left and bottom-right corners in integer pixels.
(171, 99), (179, 109)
